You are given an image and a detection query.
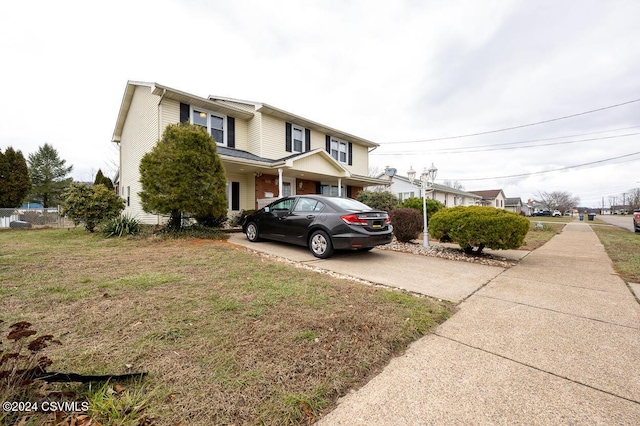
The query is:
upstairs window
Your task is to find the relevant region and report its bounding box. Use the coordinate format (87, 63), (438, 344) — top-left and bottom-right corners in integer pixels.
(192, 107), (226, 145)
(330, 137), (348, 164)
(293, 126), (304, 153)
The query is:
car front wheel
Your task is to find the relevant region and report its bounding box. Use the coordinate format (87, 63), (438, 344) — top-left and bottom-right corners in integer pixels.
(309, 230), (334, 259)
(246, 222), (261, 242)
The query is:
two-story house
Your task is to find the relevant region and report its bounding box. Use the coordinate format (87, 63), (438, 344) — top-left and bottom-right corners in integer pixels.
(112, 81), (388, 224)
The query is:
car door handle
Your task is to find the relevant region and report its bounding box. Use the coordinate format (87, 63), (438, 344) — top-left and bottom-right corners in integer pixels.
(306, 215), (315, 220)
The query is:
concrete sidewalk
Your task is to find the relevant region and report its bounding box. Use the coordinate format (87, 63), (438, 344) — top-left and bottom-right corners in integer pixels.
(318, 222), (640, 425)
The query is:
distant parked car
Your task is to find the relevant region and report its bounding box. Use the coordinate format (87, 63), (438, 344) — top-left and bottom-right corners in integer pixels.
(633, 209), (640, 233)
(533, 210), (551, 217)
(552, 210), (561, 217)
(242, 195), (393, 258)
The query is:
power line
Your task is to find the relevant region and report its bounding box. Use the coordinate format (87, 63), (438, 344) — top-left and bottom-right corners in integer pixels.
(372, 132), (640, 155)
(380, 98), (640, 144)
(372, 125), (640, 153)
(451, 151), (640, 181)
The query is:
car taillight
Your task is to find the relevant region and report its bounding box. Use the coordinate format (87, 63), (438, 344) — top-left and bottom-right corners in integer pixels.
(341, 214), (368, 225)
(384, 217), (390, 225)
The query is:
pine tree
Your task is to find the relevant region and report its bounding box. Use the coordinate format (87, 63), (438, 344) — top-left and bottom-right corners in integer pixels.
(94, 168), (114, 191)
(139, 122), (227, 229)
(27, 143), (73, 207)
(0, 147), (31, 208)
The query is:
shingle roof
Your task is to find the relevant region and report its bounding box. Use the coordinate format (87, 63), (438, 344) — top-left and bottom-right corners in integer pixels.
(470, 189), (503, 199)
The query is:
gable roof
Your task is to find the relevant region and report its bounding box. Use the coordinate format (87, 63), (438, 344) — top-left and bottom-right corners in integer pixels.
(112, 81), (379, 149)
(470, 189), (505, 199)
(112, 81), (254, 143)
(505, 197), (523, 206)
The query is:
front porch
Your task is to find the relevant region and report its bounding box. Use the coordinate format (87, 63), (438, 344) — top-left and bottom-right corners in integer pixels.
(218, 147), (388, 211)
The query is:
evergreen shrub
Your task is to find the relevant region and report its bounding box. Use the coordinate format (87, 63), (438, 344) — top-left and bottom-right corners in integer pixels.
(428, 206), (530, 254)
(357, 191), (398, 212)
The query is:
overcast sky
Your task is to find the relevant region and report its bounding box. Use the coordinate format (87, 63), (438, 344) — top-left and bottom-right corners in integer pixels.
(2, 0), (639, 208)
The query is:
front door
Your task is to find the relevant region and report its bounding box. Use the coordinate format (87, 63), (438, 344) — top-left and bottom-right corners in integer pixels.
(281, 177), (296, 197)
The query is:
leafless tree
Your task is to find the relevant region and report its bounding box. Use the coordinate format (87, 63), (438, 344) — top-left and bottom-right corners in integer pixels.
(627, 187), (640, 211)
(535, 191), (580, 212)
(442, 180), (465, 191)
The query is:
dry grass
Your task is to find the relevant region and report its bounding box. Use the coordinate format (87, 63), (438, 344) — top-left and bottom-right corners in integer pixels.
(521, 220), (566, 251)
(591, 224), (640, 284)
(0, 228), (453, 425)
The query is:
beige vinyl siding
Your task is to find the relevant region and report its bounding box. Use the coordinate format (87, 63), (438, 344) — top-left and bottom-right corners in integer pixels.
(232, 118), (249, 151)
(260, 114), (288, 159)
(120, 85), (164, 224)
(308, 128), (325, 151)
(291, 155), (344, 176)
(347, 143), (369, 176)
(247, 113), (262, 156)
(216, 99), (256, 114)
(160, 98), (180, 134)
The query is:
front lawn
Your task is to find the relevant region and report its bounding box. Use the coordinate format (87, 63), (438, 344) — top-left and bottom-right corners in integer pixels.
(591, 225), (640, 284)
(0, 228), (452, 425)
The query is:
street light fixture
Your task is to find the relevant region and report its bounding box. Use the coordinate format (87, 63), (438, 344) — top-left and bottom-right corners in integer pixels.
(408, 163), (438, 247)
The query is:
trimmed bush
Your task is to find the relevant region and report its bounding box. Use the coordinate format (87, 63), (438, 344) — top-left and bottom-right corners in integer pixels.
(60, 183), (125, 232)
(357, 190), (399, 212)
(389, 208), (423, 242)
(428, 206), (530, 254)
(400, 196), (445, 217)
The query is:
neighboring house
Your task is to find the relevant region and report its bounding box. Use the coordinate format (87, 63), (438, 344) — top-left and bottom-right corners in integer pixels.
(112, 81), (388, 224)
(470, 189), (507, 209)
(505, 197), (526, 215)
(0, 208), (19, 228)
(376, 171), (482, 207)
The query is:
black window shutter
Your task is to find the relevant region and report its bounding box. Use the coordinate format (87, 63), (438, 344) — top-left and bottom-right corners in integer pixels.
(347, 186), (352, 198)
(179, 103), (189, 123)
(231, 182), (240, 210)
(348, 142), (353, 165)
(285, 122), (292, 152)
(227, 117), (235, 148)
(325, 135), (331, 153)
(305, 128), (311, 152)
(315, 182), (321, 194)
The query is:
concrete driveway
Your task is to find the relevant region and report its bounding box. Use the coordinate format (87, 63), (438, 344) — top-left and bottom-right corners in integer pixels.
(227, 233), (512, 302)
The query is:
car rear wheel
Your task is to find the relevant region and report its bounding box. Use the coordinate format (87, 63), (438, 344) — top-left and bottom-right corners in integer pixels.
(246, 222), (261, 242)
(309, 230), (334, 259)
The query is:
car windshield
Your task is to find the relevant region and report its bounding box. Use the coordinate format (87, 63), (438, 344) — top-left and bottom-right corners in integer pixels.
(330, 198), (373, 212)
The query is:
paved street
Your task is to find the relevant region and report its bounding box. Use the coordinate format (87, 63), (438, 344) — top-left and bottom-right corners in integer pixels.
(598, 214), (637, 233)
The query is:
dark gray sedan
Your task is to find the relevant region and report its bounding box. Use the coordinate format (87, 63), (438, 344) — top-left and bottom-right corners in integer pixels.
(242, 195), (393, 258)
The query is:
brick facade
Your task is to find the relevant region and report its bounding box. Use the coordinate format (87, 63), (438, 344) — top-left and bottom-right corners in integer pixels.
(253, 174), (364, 208)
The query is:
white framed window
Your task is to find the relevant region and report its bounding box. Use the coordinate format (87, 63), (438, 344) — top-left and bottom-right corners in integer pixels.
(399, 192), (415, 202)
(191, 107), (226, 145)
(292, 125), (304, 153)
(330, 137), (348, 164)
(320, 183), (346, 197)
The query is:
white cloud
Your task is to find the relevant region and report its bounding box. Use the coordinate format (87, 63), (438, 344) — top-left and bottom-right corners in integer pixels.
(1, 0), (638, 206)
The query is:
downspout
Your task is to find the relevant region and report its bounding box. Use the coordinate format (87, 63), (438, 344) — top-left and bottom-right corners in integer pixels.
(156, 88), (166, 225)
(157, 88), (167, 140)
(338, 178), (342, 197)
(278, 168), (283, 197)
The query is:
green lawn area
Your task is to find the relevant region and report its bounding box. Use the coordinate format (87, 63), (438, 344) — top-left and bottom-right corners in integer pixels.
(0, 228), (453, 425)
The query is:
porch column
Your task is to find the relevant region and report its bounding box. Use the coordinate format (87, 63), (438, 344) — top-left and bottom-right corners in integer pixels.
(278, 168), (283, 197)
(338, 178), (342, 197)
